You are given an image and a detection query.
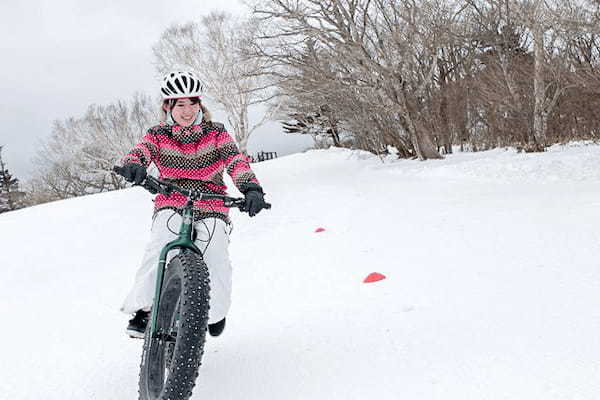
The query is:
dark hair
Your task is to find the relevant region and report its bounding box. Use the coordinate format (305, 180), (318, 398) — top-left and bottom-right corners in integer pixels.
(160, 96), (212, 122)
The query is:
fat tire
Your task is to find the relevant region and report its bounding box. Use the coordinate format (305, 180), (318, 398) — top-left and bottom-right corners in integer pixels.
(138, 249), (210, 400)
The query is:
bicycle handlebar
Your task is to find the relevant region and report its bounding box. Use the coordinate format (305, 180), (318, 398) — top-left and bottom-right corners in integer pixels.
(112, 166), (271, 210)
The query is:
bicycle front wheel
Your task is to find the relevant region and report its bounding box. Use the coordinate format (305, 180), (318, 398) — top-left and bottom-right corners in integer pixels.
(138, 249), (210, 400)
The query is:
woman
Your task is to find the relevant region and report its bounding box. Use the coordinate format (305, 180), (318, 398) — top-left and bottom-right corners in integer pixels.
(119, 71), (268, 338)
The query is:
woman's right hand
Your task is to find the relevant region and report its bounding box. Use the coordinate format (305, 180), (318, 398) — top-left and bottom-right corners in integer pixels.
(121, 163), (147, 185)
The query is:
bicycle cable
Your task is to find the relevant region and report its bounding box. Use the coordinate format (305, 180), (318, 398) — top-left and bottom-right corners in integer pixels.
(154, 178), (234, 253)
(196, 201), (218, 255)
(166, 210), (179, 236)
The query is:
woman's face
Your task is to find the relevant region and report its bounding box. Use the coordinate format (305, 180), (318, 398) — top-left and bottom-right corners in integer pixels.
(170, 98), (201, 126)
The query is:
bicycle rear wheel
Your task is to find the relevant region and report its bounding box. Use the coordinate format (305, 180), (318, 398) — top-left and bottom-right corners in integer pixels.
(138, 249), (210, 400)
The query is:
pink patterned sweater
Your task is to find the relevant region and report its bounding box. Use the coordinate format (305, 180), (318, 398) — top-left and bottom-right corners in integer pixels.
(122, 121), (261, 223)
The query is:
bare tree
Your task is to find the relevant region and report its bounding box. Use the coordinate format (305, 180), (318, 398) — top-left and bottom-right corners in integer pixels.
(31, 93), (157, 200)
(248, 0), (600, 156)
(465, 0), (600, 150)
(153, 12), (276, 153)
(249, 0), (475, 159)
(515, 0), (565, 149)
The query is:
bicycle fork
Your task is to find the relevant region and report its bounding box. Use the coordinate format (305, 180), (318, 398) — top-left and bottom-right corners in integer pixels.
(149, 202), (202, 337)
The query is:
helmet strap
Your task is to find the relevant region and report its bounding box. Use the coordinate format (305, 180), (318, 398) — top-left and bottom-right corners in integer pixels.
(166, 111), (175, 125)
(192, 110), (204, 125)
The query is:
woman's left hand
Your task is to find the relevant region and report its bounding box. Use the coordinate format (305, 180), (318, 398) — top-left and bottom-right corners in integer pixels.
(243, 190), (267, 217)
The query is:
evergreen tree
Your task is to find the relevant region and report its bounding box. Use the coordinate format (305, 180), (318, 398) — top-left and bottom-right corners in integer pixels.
(0, 146), (26, 213)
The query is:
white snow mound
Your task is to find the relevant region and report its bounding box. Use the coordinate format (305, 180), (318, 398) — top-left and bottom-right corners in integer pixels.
(1, 144), (600, 399)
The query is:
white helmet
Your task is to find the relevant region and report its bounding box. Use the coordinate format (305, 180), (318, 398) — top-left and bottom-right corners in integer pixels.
(160, 71), (204, 99)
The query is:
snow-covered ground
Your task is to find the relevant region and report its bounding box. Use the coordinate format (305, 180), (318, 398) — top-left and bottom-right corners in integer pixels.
(1, 144), (600, 399)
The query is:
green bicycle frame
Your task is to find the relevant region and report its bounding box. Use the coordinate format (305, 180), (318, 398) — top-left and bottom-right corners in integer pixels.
(149, 200), (202, 337)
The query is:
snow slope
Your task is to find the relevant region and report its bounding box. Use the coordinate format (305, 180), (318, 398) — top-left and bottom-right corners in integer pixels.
(1, 144), (600, 399)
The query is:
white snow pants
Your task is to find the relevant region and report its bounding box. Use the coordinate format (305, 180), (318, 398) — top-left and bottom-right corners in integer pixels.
(121, 210), (233, 324)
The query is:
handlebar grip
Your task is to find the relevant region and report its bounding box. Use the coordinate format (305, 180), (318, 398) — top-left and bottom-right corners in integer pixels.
(113, 165), (124, 176)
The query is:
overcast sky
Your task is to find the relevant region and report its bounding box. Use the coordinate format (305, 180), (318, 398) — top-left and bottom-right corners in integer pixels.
(0, 0), (311, 179)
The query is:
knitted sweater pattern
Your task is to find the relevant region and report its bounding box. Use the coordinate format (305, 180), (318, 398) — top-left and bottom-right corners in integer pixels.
(122, 121), (260, 223)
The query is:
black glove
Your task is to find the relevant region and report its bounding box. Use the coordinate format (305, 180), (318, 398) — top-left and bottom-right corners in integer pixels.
(121, 163), (147, 185)
(243, 189), (267, 217)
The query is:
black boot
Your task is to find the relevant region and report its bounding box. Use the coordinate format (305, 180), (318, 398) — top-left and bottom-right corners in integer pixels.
(208, 318), (226, 337)
(126, 310), (150, 339)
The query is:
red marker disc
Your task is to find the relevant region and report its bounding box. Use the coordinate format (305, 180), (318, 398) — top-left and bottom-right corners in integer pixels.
(364, 272), (386, 283)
